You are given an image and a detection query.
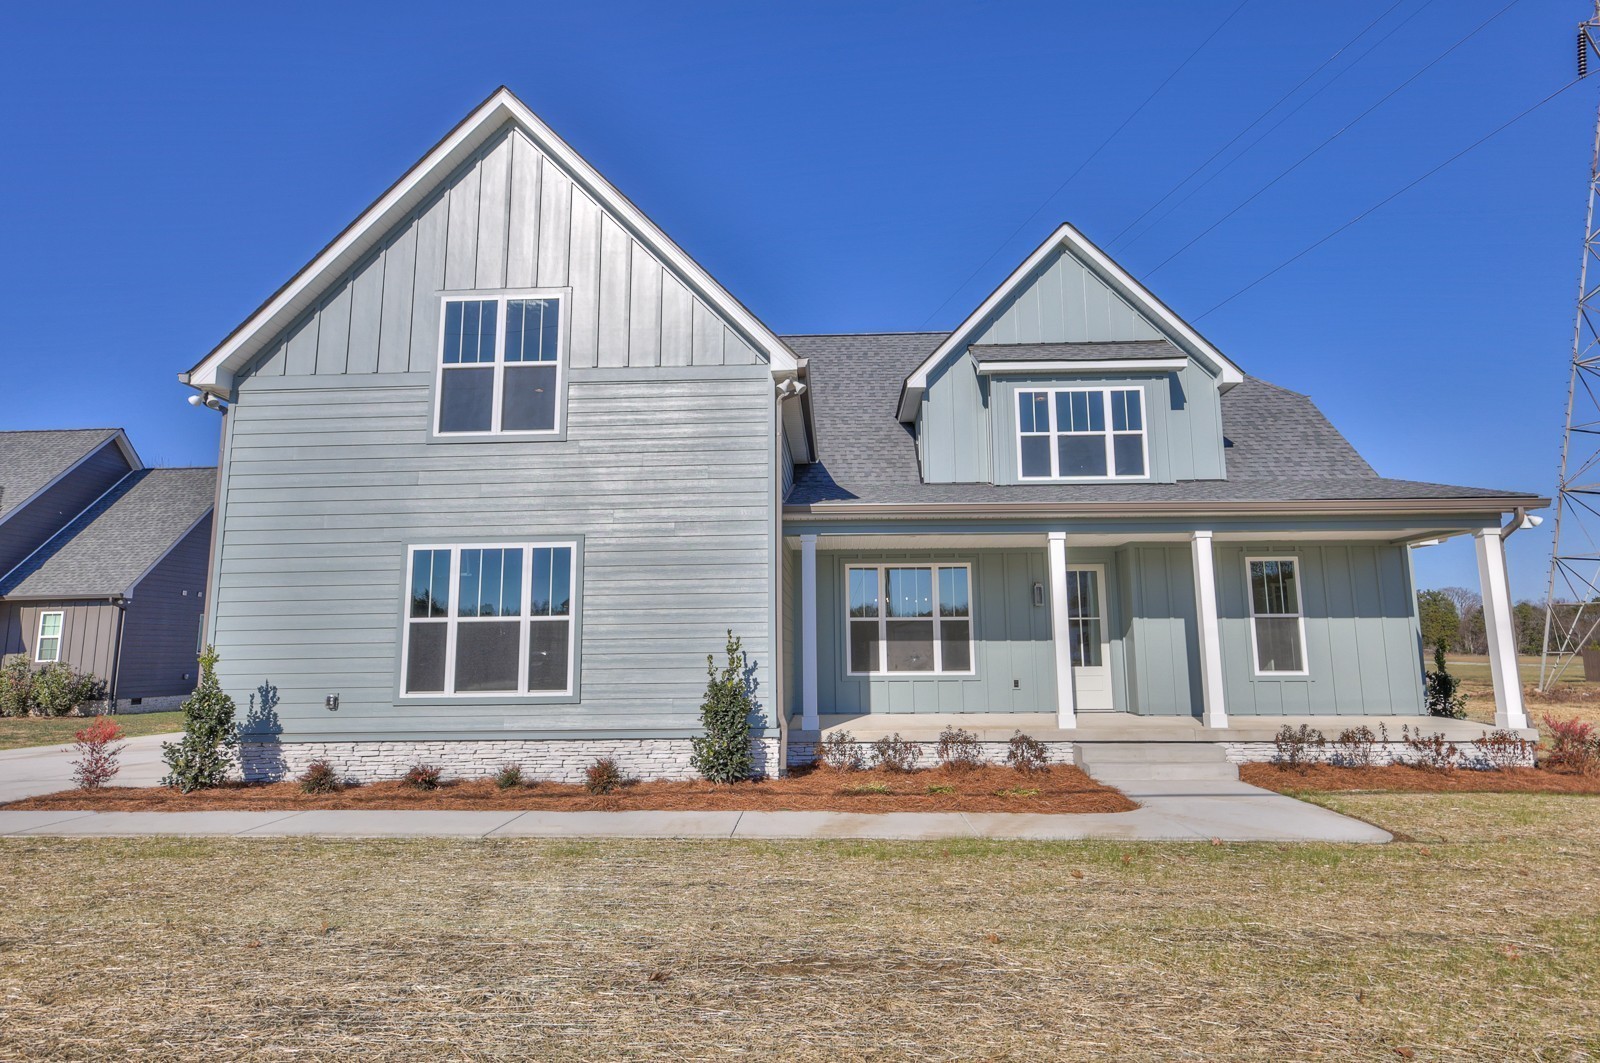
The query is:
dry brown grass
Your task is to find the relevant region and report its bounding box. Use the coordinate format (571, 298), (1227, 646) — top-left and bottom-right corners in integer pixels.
(1242, 761), (1600, 794)
(2, 794), (1599, 1060)
(2, 764), (1133, 815)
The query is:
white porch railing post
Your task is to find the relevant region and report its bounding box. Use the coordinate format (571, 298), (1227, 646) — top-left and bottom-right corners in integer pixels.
(1474, 528), (1529, 729)
(1048, 531), (1077, 729)
(1190, 530), (1229, 729)
(799, 533), (820, 732)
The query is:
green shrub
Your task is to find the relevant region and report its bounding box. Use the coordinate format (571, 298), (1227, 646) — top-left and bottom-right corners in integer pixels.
(584, 757), (624, 795)
(0, 655), (32, 718)
(298, 760), (343, 795)
(1424, 644), (1466, 719)
(494, 763), (525, 790)
(1005, 732), (1049, 774)
(403, 763), (443, 790)
(29, 662), (106, 717)
(690, 631), (757, 783)
(161, 646), (238, 792)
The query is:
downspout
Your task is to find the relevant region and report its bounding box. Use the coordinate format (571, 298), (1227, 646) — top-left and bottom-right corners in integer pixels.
(771, 374), (809, 777)
(195, 397), (229, 648)
(106, 594), (129, 714)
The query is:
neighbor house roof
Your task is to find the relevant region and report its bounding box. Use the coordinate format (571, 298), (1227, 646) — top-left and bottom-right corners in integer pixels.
(0, 467), (215, 599)
(0, 429), (136, 521)
(782, 331), (1544, 514)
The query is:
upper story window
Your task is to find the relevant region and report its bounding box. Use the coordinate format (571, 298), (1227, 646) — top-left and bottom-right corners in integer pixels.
(846, 564), (973, 676)
(1017, 387), (1147, 480)
(435, 292), (564, 437)
(401, 542), (577, 697)
(1247, 557), (1307, 676)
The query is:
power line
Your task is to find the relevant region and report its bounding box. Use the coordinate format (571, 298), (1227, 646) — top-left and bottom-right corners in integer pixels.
(1191, 76), (1584, 322)
(1108, 0), (1414, 249)
(917, 0), (1249, 328)
(1145, 0), (1523, 278)
(1113, 0), (1437, 253)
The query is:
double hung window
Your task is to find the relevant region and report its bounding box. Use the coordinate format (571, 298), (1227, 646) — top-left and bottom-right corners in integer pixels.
(35, 611), (63, 663)
(436, 293), (563, 436)
(402, 543), (577, 696)
(1247, 557), (1307, 675)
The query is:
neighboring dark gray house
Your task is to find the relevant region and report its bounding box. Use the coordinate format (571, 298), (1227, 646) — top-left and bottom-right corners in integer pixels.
(182, 89), (1544, 783)
(0, 429), (215, 711)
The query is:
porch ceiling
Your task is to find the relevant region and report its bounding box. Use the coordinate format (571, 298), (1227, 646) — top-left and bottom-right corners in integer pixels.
(784, 527), (1470, 551)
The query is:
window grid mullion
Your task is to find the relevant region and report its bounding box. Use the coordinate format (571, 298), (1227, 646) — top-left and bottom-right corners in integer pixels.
(443, 547), (460, 696)
(931, 566), (944, 672)
(518, 546), (533, 695)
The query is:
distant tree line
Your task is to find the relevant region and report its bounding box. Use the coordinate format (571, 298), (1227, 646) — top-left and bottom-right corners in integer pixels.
(1416, 588), (1595, 658)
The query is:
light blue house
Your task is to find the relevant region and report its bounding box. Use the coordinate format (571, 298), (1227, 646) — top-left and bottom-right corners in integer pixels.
(182, 89), (1544, 782)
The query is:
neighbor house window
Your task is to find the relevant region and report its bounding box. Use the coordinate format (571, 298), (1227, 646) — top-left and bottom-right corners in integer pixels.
(1017, 387), (1147, 480)
(846, 564), (972, 675)
(401, 543), (577, 696)
(1247, 557), (1307, 675)
(34, 611), (63, 663)
(435, 292), (564, 436)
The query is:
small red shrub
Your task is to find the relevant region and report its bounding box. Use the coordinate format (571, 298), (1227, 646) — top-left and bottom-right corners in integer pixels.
(403, 763), (443, 790)
(1542, 714), (1599, 775)
(71, 715), (126, 790)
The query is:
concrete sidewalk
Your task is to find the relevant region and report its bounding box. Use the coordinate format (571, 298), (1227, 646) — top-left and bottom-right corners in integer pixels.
(0, 782), (1389, 842)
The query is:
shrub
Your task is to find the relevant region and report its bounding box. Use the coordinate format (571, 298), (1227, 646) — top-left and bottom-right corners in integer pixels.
(1542, 714), (1600, 775)
(403, 763), (443, 790)
(29, 662), (106, 717)
(935, 726), (983, 772)
(870, 733), (922, 773)
(161, 646), (238, 793)
(1328, 726), (1379, 768)
(298, 760), (343, 795)
(71, 716), (126, 790)
(814, 730), (865, 772)
(1470, 730), (1537, 771)
(1401, 725), (1459, 772)
(0, 655), (33, 718)
(1272, 725), (1325, 772)
(494, 763), (525, 790)
(1005, 732), (1050, 774)
(584, 757), (624, 795)
(690, 631), (757, 783)
(1423, 644), (1467, 719)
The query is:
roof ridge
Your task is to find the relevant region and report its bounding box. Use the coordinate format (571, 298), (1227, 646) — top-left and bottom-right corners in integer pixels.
(781, 330), (951, 339)
(0, 427), (120, 436)
(969, 339), (1174, 348)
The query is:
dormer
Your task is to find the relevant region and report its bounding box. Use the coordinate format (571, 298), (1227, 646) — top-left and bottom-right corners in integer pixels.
(899, 224), (1245, 486)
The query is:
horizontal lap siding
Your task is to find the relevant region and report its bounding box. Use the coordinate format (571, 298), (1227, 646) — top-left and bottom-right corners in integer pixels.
(214, 370), (774, 742)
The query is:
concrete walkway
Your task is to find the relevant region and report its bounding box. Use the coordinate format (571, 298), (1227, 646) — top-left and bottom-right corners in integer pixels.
(0, 734), (170, 804)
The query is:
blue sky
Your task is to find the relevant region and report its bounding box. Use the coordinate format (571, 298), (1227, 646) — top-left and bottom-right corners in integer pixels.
(0, 0), (1586, 598)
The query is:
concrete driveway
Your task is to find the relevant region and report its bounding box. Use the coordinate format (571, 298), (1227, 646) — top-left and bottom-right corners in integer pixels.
(0, 734), (170, 804)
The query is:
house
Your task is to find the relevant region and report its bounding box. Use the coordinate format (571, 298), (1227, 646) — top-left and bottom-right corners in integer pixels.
(0, 429), (216, 712)
(181, 88), (1545, 783)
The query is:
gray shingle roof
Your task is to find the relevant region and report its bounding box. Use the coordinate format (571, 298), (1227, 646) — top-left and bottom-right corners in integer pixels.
(0, 429), (121, 520)
(782, 331), (1540, 509)
(0, 467), (215, 598)
(969, 339), (1182, 362)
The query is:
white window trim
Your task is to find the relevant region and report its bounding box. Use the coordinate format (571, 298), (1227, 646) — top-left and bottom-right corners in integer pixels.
(1245, 555), (1310, 678)
(399, 542), (578, 698)
(1015, 385), (1151, 482)
(844, 563), (976, 677)
(35, 610), (63, 664)
(433, 289), (567, 438)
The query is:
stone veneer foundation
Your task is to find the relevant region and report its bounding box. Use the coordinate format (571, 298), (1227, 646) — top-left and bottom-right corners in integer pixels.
(786, 740), (1075, 770)
(1221, 741), (1535, 769)
(240, 737), (781, 785)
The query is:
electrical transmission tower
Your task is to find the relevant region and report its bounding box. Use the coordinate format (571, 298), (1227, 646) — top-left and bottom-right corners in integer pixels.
(1541, 3), (1600, 688)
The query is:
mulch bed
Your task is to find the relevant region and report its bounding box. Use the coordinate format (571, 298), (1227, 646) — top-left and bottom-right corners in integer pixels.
(4, 764), (1136, 815)
(1241, 762), (1600, 794)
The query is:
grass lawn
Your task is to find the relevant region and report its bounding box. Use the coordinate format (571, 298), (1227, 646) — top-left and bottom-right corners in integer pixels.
(0, 711), (183, 752)
(2, 796), (1596, 1058)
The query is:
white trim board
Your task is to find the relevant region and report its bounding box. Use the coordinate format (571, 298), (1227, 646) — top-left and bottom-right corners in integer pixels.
(898, 223), (1245, 421)
(975, 358), (1188, 374)
(183, 87), (797, 395)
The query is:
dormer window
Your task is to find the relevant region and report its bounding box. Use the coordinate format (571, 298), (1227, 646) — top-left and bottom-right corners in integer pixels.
(1016, 387), (1147, 480)
(434, 291), (564, 437)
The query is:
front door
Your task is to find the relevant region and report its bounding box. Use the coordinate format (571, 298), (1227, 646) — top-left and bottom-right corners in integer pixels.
(1067, 565), (1114, 711)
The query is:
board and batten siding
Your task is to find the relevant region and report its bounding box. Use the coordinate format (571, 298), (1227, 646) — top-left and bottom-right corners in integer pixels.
(0, 599), (121, 684)
(239, 122), (759, 385)
(214, 366), (775, 742)
(0, 441), (133, 578)
(117, 516), (210, 699)
(1116, 544), (1202, 716)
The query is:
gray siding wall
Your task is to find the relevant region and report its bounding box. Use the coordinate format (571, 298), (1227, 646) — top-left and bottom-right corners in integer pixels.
(807, 548), (1057, 715)
(1215, 542), (1426, 716)
(969, 247), (1164, 346)
(240, 123), (759, 385)
(0, 599), (120, 684)
(214, 366), (774, 742)
(0, 442), (133, 577)
(117, 515), (210, 699)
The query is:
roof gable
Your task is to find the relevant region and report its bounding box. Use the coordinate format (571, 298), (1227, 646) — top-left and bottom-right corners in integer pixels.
(185, 87), (796, 393)
(0, 429), (140, 523)
(898, 224), (1244, 420)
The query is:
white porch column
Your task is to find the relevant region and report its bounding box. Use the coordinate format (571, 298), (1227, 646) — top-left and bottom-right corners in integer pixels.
(1190, 530), (1229, 729)
(799, 533), (820, 731)
(1047, 531), (1077, 728)
(1474, 527), (1529, 729)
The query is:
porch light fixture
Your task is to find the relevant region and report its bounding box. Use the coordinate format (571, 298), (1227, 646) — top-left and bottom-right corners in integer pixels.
(1033, 581), (1045, 607)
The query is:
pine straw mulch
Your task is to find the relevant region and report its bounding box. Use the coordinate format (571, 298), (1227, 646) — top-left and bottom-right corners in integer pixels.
(3, 763), (1136, 815)
(1241, 761), (1600, 794)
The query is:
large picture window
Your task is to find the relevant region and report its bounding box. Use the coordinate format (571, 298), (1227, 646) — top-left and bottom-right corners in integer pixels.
(401, 543), (577, 697)
(1017, 387), (1147, 480)
(1247, 557), (1307, 675)
(435, 292), (564, 436)
(846, 564), (973, 675)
